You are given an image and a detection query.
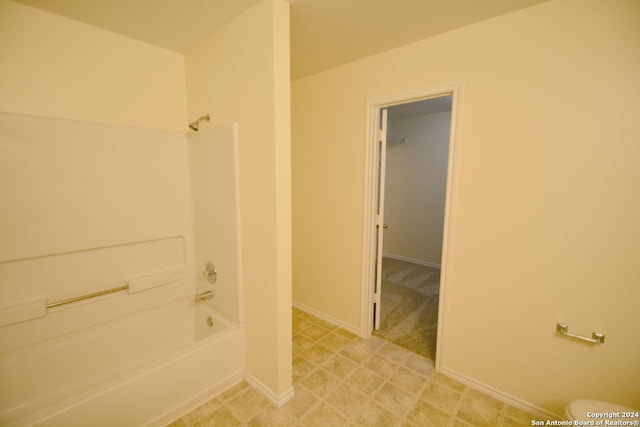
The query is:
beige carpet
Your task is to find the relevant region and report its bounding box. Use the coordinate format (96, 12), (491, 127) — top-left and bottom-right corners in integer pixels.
(373, 257), (440, 361)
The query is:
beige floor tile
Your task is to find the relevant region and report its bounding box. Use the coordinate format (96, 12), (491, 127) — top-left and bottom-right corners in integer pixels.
(403, 351), (435, 376)
(375, 382), (419, 417)
(324, 382), (370, 421)
(219, 381), (250, 401)
(465, 387), (505, 411)
(194, 406), (243, 427)
(294, 308), (315, 319)
(281, 385), (319, 419)
(165, 418), (188, 427)
(322, 354), (359, 378)
(292, 315), (315, 331)
(332, 327), (359, 341)
(248, 405), (298, 427)
(340, 340), (376, 363)
(300, 367), (342, 398)
(302, 402), (346, 426)
(405, 399), (450, 427)
(431, 372), (466, 393)
(376, 341), (411, 364)
(501, 414), (532, 427)
(225, 388), (271, 422)
(318, 332), (350, 352)
(360, 334), (388, 351)
(293, 333), (316, 355)
(352, 401), (401, 426)
(503, 405), (536, 425)
(450, 417), (475, 427)
(349, 366), (386, 395)
(314, 318), (340, 331)
(301, 343), (334, 364)
(292, 355), (315, 383)
(456, 395), (503, 427)
(189, 397), (224, 422)
(300, 324), (332, 341)
(421, 380), (462, 414)
(389, 365), (428, 394)
(169, 310), (540, 427)
(362, 354), (399, 379)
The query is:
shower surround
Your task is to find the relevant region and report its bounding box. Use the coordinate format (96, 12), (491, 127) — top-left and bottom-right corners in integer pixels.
(0, 113), (243, 425)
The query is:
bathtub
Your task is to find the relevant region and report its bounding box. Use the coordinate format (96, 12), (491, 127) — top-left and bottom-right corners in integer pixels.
(0, 298), (243, 426)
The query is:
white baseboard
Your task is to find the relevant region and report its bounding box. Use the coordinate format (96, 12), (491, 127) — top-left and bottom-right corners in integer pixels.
(293, 300), (363, 337)
(382, 253), (441, 269)
(244, 373), (295, 407)
(440, 367), (560, 420)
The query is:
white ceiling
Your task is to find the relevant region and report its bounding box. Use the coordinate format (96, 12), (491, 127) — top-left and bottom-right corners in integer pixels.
(11, 0), (549, 79)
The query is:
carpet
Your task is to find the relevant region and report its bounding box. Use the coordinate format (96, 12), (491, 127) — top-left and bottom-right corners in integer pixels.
(373, 257), (440, 361)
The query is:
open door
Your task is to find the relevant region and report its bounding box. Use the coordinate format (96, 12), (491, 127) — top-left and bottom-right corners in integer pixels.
(373, 108), (387, 330)
(363, 84), (460, 370)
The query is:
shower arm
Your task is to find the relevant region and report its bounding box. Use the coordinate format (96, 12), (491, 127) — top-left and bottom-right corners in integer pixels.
(188, 114), (211, 131)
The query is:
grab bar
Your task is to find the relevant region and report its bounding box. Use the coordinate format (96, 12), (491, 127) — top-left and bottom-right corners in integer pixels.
(556, 323), (605, 345)
(45, 284), (129, 309)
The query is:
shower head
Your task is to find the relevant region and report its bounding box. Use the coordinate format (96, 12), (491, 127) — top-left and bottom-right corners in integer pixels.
(188, 114), (210, 131)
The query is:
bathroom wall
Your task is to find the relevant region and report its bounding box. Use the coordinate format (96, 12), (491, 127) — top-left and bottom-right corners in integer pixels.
(383, 111), (451, 266)
(185, 0), (292, 402)
(0, 1), (191, 344)
(0, 0), (187, 130)
(292, 0), (640, 416)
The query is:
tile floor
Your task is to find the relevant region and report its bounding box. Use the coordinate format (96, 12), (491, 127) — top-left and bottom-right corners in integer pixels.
(167, 308), (536, 426)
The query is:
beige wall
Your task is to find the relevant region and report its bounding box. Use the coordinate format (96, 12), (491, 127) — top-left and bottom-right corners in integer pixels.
(292, 0), (640, 415)
(0, 0), (187, 130)
(384, 111), (450, 265)
(185, 0), (292, 399)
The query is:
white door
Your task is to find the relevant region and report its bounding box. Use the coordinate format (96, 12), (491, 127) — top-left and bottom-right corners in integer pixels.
(373, 108), (388, 330)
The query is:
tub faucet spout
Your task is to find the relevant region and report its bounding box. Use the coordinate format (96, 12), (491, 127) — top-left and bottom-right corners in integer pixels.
(195, 290), (213, 302)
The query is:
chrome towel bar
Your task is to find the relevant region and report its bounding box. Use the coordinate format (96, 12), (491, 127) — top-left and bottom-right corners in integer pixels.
(556, 323), (605, 345)
(45, 284), (129, 309)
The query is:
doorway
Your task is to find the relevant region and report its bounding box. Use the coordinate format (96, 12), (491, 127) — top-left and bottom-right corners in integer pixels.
(374, 96), (452, 362)
(361, 84), (460, 370)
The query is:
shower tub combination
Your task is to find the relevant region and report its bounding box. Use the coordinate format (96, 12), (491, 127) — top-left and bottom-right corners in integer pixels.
(0, 113), (244, 426)
(0, 297), (242, 426)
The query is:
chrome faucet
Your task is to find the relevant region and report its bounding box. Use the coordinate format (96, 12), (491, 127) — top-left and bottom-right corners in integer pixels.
(194, 290), (214, 302)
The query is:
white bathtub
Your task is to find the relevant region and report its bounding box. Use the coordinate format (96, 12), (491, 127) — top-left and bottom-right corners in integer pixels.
(0, 298), (243, 426)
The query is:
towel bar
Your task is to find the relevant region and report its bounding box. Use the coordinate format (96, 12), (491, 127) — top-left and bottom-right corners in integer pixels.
(556, 323), (605, 345)
(45, 284), (129, 309)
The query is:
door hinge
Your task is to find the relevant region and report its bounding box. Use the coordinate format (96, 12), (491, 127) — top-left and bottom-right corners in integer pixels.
(378, 128), (386, 142)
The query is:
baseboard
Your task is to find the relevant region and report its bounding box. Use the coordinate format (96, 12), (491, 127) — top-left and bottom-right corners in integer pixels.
(293, 300), (363, 337)
(244, 373), (295, 407)
(382, 253), (441, 269)
(440, 367), (560, 420)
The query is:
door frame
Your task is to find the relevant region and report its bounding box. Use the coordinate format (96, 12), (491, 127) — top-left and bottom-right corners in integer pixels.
(360, 82), (462, 370)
